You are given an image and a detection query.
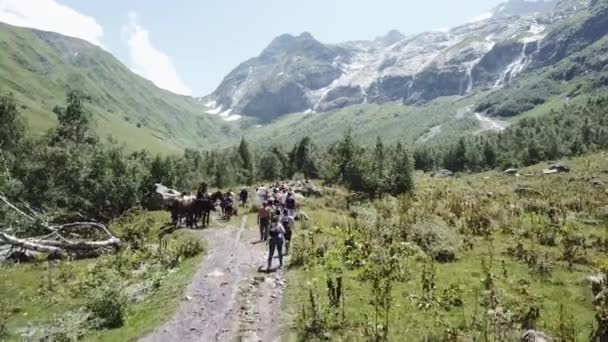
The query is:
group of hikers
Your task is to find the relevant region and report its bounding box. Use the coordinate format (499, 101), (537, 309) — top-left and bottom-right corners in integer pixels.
(172, 182), (299, 270)
(256, 184), (298, 270)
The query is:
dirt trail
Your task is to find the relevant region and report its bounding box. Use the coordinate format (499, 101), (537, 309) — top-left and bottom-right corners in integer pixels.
(140, 215), (287, 342)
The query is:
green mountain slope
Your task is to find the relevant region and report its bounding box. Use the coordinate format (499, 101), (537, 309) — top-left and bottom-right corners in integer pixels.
(0, 22), (241, 153)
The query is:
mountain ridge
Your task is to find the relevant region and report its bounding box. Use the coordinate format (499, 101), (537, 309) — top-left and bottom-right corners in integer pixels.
(0, 21), (240, 153)
(203, 0), (595, 123)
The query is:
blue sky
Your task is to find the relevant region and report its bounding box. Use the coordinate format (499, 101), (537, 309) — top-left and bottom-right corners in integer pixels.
(0, 0), (505, 96)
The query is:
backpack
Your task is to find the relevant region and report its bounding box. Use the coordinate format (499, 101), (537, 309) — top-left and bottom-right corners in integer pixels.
(286, 197), (296, 209)
(269, 224), (280, 238)
(259, 207), (270, 219)
(281, 217), (290, 229)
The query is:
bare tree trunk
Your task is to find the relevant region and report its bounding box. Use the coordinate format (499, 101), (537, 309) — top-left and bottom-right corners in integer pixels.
(0, 194), (121, 258)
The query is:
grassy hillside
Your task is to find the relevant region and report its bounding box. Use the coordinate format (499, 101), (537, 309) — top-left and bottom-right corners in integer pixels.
(244, 96), (484, 148)
(0, 22), (241, 153)
(285, 151), (608, 340)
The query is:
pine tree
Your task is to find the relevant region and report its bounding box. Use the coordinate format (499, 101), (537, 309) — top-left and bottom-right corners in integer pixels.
(482, 141), (497, 169)
(237, 138), (254, 184)
(390, 147), (415, 196)
(258, 152), (281, 181)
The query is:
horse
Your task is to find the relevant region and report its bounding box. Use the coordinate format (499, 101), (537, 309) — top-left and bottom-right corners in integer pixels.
(170, 193), (196, 228)
(193, 192), (216, 228)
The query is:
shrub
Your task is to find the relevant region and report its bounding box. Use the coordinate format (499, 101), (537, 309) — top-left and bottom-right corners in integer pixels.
(112, 211), (153, 250)
(85, 286), (127, 329)
(0, 299), (8, 339)
(411, 218), (460, 263)
(159, 235), (204, 269)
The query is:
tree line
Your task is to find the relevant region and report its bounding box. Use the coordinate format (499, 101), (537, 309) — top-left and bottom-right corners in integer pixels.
(2, 91), (607, 223)
(0, 91), (416, 223)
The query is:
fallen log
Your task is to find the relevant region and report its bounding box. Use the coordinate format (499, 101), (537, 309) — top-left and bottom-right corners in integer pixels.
(0, 194), (121, 258)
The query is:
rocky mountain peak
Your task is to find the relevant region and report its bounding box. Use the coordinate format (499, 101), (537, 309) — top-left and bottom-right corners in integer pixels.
(376, 29), (406, 47)
(206, 0), (599, 123)
(260, 32), (331, 61)
(493, 0), (558, 17)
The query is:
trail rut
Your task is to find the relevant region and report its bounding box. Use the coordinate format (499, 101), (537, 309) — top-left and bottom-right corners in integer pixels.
(141, 215), (286, 342)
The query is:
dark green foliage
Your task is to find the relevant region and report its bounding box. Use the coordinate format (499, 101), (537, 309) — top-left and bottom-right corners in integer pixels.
(417, 97), (608, 172)
(258, 152), (282, 181)
(85, 287), (126, 329)
(0, 94), (24, 152)
(53, 91), (95, 145)
(327, 131), (415, 198)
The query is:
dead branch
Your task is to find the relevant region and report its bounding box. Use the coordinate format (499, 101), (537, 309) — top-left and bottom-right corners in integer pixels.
(0, 194), (121, 258)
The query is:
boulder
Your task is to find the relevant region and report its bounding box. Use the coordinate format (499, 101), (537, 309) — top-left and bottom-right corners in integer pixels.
(503, 168), (519, 175)
(432, 169), (454, 178)
(521, 330), (553, 342)
(542, 164), (570, 175)
(144, 183), (182, 210)
(585, 274), (606, 296)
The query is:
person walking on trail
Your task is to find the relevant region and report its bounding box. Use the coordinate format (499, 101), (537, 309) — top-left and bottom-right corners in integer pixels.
(280, 209), (295, 255)
(258, 202), (271, 241)
(285, 192), (297, 218)
(239, 188), (248, 207)
(267, 217), (286, 270)
(279, 189), (287, 208)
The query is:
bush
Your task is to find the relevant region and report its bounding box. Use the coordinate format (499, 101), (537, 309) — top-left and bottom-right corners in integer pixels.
(85, 286), (127, 329)
(159, 235), (204, 269)
(411, 218), (460, 263)
(112, 211), (153, 250)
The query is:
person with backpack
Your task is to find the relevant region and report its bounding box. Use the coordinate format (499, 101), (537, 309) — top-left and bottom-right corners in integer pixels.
(267, 217), (286, 270)
(239, 188), (248, 207)
(258, 202), (271, 241)
(285, 192), (297, 218)
(280, 209), (295, 255)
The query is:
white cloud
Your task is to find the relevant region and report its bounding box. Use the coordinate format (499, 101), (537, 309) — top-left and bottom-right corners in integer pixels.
(0, 0), (103, 46)
(123, 12), (191, 96)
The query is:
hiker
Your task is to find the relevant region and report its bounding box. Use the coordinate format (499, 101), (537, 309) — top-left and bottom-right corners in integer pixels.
(239, 188), (248, 207)
(267, 216), (286, 270)
(223, 194), (234, 220)
(278, 189), (287, 208)
(258, 202), (271, 241)
(285, 192), (297, 218)
(281, 209), (295, 255)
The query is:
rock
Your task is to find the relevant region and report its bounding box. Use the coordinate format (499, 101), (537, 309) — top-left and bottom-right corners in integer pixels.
(585, 274), (606, 296)
(521, 330), (553, 342)
(433, 248), (457, 263)
(185, 295), (192, 301)
(542, 164), (570, 175)
(591, 178), (605, 188)
(503, 168), (519, 175)
(432, 169), (454, 178)
(143, 183), (181, 210)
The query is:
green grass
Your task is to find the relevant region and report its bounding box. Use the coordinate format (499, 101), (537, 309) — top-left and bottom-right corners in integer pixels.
(282, 152), (608, 340)
(0, 22), (241, 154)
(0, 211), (205, 341)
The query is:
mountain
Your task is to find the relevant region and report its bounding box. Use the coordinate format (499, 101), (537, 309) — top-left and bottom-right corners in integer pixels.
(0, 22), (241, 153)
(205, 0), (605, 127)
